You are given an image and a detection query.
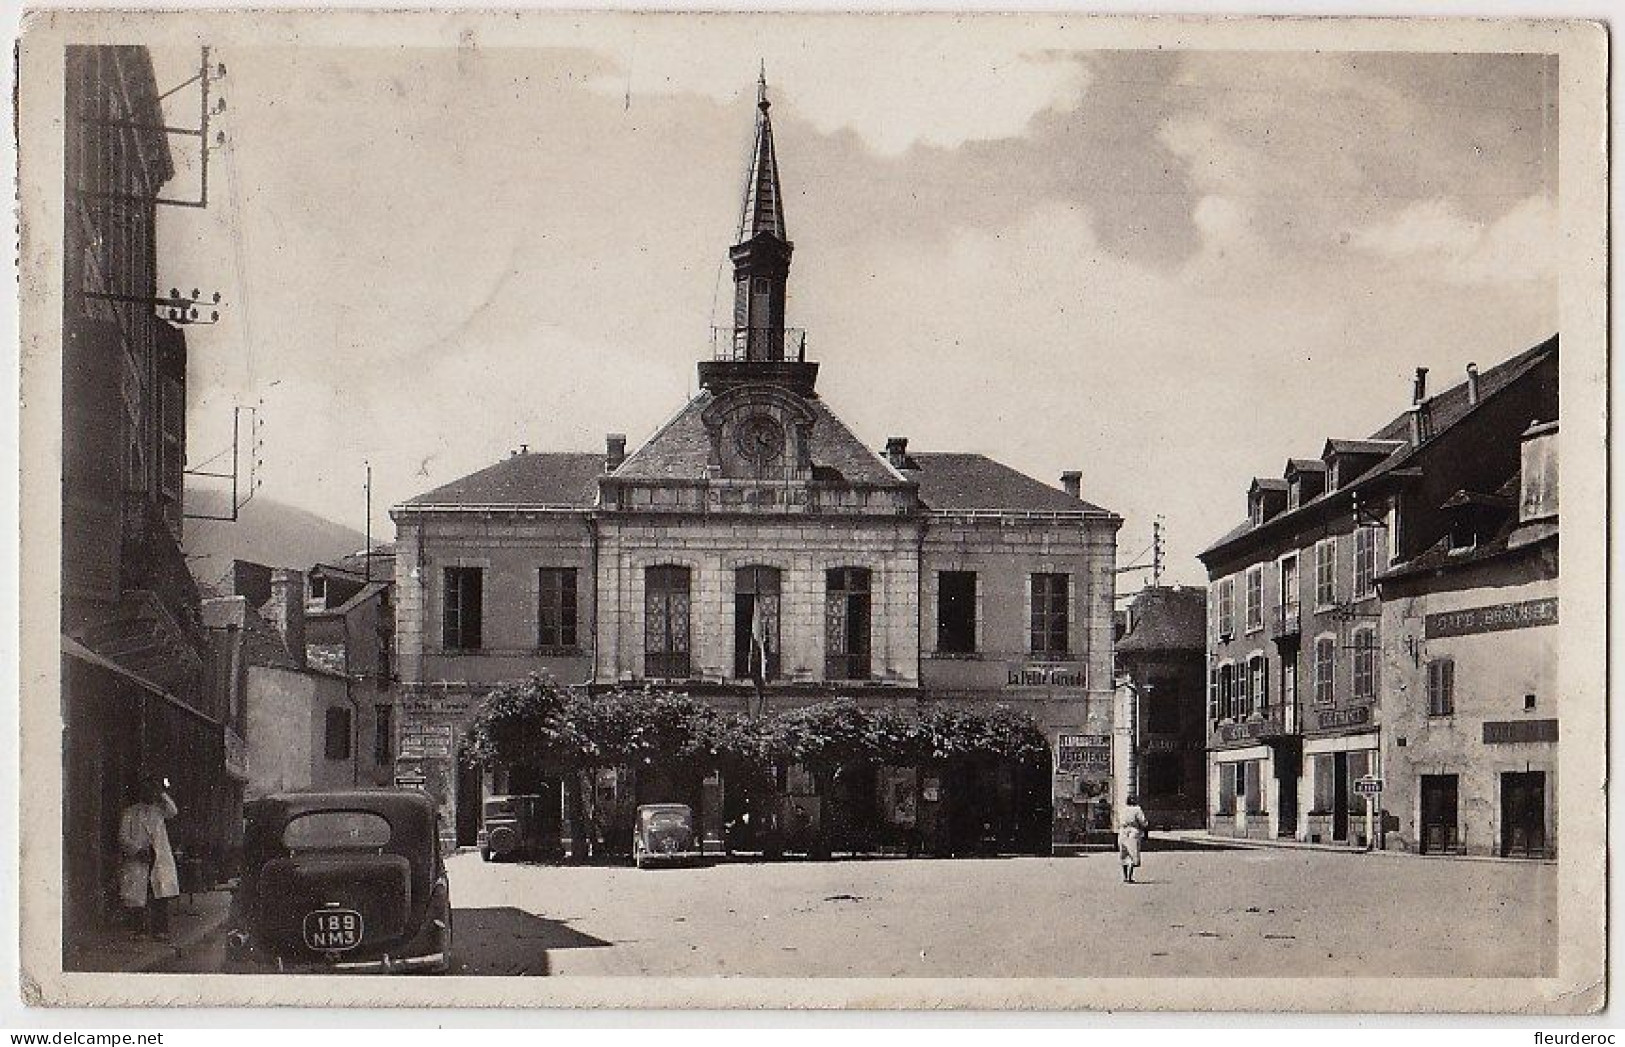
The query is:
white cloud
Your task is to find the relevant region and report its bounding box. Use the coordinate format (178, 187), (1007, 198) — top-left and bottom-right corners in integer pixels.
(582, 21), (1089, 155)
(1350, 194), (1556, 284)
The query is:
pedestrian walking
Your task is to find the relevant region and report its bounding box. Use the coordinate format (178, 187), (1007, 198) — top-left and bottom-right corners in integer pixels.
(1117, 793), (1148, 884)
(118, 776), (179, 939)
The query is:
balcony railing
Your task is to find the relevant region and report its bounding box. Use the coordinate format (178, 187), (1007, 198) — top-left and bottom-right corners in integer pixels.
(1270, 601), (1302, 640)
(711, 326), (808, 362)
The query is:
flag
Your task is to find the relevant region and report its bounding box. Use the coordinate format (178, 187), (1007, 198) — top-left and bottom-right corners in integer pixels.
(749, 596), (770, 688)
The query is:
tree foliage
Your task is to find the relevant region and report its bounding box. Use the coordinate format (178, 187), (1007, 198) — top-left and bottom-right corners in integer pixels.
(463, 680), (1050, 778)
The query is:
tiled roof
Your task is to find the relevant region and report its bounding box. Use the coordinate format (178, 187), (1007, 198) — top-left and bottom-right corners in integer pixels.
(1200, 335), (1557, 561)
(907, 453), (1110, 514)
(1323, 438), (1405, 458)
(243, 604), (302, 671)
(402, 452), (603, 508)
(1250, 478), (1289, 493)
(1118, 585), (1208, 653)
(1285, 459), (1327, 474)
(612, 393), (905, 487)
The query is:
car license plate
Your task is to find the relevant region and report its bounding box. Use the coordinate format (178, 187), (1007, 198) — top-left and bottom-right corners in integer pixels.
(303, 908), (364, 952)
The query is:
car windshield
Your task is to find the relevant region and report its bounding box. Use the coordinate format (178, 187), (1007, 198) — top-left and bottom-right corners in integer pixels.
(282, 810), (392, 850)
(645, 810), (691, 830)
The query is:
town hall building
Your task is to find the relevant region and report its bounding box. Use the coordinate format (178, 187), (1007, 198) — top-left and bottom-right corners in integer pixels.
(390, 77), (1122, 854)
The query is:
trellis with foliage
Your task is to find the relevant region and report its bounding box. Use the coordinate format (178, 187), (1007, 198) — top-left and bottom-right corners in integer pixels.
(461, 676), (1049, 779)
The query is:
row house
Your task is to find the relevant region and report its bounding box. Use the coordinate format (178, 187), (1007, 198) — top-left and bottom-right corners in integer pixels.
(1378, 420), (1559, 858)
(59, 45), (240, 958)
(1198, 336), (1557, 847)
(391, 76), (1122, 855)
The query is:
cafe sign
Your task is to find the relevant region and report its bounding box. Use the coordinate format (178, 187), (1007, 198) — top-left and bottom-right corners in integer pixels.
(1425, 598), (1557, 639)
(400, 723), (455, 760)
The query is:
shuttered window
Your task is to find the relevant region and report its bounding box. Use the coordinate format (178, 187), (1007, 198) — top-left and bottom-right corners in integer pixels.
(1030, 573), (1069, 655)
(1428, 658), (1456, 717)
(1314, 637), (1335, 704)
(324, 706), (352, 761)
(1315, 538), (1337, 607)
(538, 568), (578, 650)
(443, 567), (483, 650)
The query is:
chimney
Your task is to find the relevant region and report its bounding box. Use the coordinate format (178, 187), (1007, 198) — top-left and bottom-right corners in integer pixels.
(1408, 407), (1424, 446)
(267, 568), (307, 668)
(1412, 366), (1429, 405)
(1466, 362), (1480, 406)
(885, 436), (909, 469)
(1060, 471), (1082, 499)
(605, 432), (627, 472)
(519, 443), (529, 455)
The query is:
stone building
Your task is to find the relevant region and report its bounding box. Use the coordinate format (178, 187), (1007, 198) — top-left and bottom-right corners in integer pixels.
(1377, 419), (1558, 857)
(1115, 585), (1208, 830)
(59, 45), (238, 954)
(391, 77), (1122, 854)
(1197, 336), (1556, 845)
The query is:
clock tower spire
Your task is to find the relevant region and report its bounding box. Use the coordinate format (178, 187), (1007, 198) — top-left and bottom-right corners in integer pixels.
(700, 68), (818, 396)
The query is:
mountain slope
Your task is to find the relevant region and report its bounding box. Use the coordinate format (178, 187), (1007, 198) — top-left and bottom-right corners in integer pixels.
(182, 489), (372, 589)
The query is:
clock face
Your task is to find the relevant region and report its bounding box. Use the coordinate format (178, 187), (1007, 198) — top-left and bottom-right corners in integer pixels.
(734, 415), (786, 465)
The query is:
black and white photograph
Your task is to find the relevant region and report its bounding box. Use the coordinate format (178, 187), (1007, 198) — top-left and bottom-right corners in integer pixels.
(14, 10), (1608, 1014)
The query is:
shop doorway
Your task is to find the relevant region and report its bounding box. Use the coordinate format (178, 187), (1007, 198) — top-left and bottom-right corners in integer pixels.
(1274, 748), (1300, 838)
(1419, 774), (1459, 854)
(1331, 753), (1350, 842)
(1500, 771), (1547, 858)
(455, 760), (482, 847)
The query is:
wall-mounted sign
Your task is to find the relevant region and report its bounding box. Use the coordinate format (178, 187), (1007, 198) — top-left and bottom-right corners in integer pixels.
(1009, 663), (1087, 689)
(401, 696), (475, 721)
(400, 723), (454, 759)
(1314, 705), (1372, 731)
(1056, 733), (1111, 773)
(1425, 598), (1557, 639)
(1483, 719), (1559, 744)
(1218, 710), (1285, 743)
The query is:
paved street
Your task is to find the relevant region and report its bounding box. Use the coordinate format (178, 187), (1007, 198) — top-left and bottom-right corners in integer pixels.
(158, 842), (1554, 977)
(442, 843), (1554, 978)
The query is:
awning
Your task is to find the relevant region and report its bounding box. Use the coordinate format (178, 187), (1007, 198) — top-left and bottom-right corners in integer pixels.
(62, 634), (220, 730)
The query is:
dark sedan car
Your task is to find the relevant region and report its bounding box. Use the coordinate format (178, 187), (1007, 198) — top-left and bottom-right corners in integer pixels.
(225, 789), (452, 974)
(632, 803), (702, 868)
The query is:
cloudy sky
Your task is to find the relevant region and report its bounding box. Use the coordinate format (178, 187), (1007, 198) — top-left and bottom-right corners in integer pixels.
(154, 26), (1558, 586)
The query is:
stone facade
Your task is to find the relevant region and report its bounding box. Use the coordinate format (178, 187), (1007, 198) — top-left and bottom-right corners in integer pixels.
(389, 76), (1122, 854)
(1197, 337), (1557, 850)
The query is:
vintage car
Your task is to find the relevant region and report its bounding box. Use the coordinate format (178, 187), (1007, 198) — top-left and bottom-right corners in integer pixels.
(224, 789), (452, 974)
(477, 793), (560, 862)
(632, 803), (702, 868)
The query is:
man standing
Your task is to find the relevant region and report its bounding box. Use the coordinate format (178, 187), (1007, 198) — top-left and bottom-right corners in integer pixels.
(118, 776), (179, 939)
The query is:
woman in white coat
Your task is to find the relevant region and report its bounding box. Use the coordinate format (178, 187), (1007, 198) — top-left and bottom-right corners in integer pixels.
(118, 777), (179, 938)
(1117, 793), (1149, 884)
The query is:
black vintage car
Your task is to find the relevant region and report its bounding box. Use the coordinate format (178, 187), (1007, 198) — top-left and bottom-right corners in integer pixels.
(225, 790), (452, 974)
(478, 794), (559, 862)
(632, 803), (702, 868)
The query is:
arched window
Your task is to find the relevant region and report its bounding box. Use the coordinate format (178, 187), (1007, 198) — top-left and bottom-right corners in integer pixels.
(645, 565), (691, 679)
(734, 566), (781, 682)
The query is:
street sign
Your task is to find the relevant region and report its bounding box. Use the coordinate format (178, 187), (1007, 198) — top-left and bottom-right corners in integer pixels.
(1354, 776), (1384, 796)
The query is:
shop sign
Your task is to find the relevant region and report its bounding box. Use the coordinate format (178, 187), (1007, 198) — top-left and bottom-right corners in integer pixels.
(1354, 776), (1384, 796)
(1056, 733), (1111, 773)
(400, 723), (454, 759)
(1008, 662), (1087, 688)
(400, 695), (475, 720)
(1218, 710), (1285, 743)
(1315, 705), (1372, 731)
(1425, 598), (1557, 639)
(1482, 719), (1559, 744)
(1142, 737), (1199, 752)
